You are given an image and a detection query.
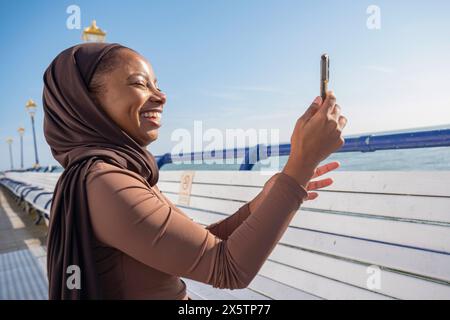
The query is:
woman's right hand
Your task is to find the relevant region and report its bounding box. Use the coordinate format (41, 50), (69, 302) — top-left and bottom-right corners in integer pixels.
(282, 91), (347, 188)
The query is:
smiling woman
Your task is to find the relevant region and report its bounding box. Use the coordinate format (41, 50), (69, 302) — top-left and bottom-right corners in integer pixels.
(42, 42), (346, 300)
(88, 47), (166, 146)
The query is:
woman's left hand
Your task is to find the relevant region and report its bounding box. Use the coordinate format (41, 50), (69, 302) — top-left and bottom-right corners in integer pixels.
(305, 161), (340, 201)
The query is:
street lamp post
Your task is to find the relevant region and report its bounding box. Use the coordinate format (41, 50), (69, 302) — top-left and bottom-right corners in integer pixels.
(18, 127), (25, 169)
(25, 99), (39, 168)
(82, 20), (107, 43)
(6, 137), (14, 170)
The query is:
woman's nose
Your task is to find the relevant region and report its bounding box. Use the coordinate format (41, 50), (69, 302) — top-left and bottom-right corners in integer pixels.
(150, 90), (167, 104)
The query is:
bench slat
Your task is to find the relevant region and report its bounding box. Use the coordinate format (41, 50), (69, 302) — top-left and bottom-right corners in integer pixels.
(159, 171), (450, 197)
(159, 181), (450, 224)
(183, 277), (272, 300)
(260, 260), (392, 300)
(247, 274), (321, 300)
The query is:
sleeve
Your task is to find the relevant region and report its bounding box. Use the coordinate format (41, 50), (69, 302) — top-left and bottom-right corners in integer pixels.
(203, 180), (290, 240)
(86, 164), (308, 289)
(155, 184), (252, 240)
(204, 203), (251, 240)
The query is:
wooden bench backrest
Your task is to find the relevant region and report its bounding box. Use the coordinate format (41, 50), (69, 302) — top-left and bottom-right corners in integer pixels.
(158, 170), (450, 300)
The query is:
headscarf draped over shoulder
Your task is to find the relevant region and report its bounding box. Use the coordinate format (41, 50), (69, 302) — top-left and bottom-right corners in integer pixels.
(42, 42), (159, 299)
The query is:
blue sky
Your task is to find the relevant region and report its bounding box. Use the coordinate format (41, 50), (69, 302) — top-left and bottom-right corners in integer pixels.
(1, 0), (449, 170)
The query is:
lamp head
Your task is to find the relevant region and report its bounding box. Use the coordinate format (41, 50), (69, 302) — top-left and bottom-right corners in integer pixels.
(82, 20), (106, 42)
(26, 99), (37, 117)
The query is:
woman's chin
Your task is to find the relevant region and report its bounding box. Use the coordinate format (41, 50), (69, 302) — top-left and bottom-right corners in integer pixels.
(132, 126), (159, 146)
(141, 130), (158, 146)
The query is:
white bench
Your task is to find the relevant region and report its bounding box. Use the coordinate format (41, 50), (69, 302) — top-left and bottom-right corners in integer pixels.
(158, 170), (450, 300)
(1, 170), (449, 299)
(0, 172), (60, 225)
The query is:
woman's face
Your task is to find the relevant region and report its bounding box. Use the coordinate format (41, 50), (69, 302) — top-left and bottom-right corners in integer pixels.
(94, 49), (166, 146)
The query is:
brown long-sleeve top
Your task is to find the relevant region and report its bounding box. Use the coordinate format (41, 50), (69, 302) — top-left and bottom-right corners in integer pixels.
(85, 161), (308, 299)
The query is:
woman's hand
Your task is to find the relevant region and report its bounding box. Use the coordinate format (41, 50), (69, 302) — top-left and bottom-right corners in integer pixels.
(249, 160), (340, 213)
(282, 92), (347, 188)
(305, 161), (340, 200)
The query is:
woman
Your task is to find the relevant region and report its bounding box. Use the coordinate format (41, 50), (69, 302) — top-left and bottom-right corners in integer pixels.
(43, 42), (346, 300)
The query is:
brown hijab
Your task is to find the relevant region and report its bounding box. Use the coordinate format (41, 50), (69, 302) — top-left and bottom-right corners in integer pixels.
(42, 42), (159, 299)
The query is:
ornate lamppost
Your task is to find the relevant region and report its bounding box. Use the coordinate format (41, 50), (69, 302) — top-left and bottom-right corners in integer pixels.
(17, 127), (25, 169)
(6, 137), (14, 170)
(25, 99), (40, 168)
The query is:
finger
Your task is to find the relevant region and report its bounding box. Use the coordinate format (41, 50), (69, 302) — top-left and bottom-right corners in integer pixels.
(338, 115), (348, 130)
(307, 177), (334, 191)
(314, 161), (340, 177)
(330, 103), (341, 120)
(311, 161), (340, 178)
(306, 192), (319, 201)
(320, 90), (336, 114)
(300, 96), (322, 123)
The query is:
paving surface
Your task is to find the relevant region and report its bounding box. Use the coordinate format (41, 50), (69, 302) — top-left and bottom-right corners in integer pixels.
(0, 188), (48, 299)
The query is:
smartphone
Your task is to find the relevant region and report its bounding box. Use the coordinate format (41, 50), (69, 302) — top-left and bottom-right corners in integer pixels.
(320, 53), (329, 101)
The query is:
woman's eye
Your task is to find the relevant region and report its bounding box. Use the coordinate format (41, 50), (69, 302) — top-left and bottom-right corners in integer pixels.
(135, 82), (147, 87)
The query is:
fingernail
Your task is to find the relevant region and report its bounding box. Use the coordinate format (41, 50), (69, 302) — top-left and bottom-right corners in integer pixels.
(313, 96), (321, 104)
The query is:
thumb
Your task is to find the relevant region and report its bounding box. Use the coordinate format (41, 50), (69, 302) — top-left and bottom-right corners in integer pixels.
(300, 96), (322, 122)
(320, 91), (337, 114)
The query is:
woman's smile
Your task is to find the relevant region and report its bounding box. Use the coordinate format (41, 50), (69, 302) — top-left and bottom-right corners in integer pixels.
(140, 110), (162, 128)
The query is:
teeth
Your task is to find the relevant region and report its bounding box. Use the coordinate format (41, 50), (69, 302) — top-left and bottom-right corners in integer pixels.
(142, 111), (161, 119)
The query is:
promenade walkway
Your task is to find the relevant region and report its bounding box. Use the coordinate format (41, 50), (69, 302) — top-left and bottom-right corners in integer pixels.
(0, 188), (48, 299)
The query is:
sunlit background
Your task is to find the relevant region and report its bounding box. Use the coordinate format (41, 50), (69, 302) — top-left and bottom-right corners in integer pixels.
(1, 0), (449, 170)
